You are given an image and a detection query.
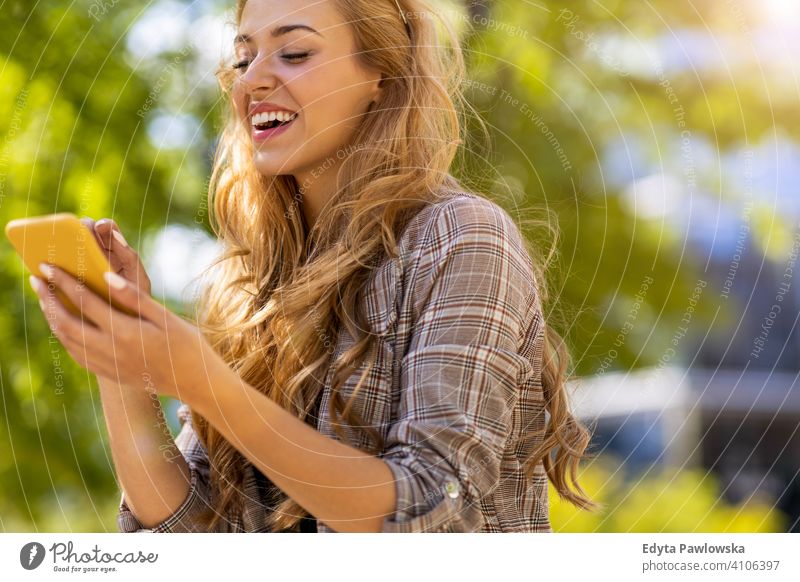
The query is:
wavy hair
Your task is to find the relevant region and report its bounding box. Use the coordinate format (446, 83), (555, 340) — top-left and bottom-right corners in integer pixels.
(188, 0), (601, 532)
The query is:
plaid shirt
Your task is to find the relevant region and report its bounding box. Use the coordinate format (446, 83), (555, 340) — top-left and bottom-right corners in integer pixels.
(118, 191), (552, 533)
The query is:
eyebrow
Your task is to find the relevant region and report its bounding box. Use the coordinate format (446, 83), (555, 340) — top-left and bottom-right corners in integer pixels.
(235, 24), (323, 44)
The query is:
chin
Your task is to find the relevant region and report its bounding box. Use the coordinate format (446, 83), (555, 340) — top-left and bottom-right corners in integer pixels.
(252, 154), (298, 177)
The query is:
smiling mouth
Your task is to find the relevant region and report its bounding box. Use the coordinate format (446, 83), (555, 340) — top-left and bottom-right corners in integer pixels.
(251, 110), (299, 132)
(253, 117), (295, 131)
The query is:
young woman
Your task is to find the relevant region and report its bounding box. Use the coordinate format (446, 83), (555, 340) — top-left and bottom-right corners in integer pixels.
(30, 0), (600, 533)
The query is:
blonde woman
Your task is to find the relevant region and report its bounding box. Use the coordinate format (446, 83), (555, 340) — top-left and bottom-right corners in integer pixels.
(30, 0), (600, 533)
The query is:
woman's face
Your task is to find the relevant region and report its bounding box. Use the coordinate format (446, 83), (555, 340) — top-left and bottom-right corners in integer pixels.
(231, 0), (382, 183)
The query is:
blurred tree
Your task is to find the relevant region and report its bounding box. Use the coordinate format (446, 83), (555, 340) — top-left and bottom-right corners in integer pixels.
(0, 0), (794, 531)
(451, 0), (793, 375)
(0, 0), (212, 531)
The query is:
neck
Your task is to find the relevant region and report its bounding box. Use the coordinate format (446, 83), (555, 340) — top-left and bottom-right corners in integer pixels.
(294, 157), (345, 232)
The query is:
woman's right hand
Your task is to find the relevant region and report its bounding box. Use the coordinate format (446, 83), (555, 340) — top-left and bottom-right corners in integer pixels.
(80, 217), (152, 296)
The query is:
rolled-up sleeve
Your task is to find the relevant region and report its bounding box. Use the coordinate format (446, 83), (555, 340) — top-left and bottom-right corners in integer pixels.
(379, 197), (538, 532)
(117, 404), (215, 533)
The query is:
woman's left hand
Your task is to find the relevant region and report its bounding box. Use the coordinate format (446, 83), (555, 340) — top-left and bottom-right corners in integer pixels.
(29, 262), (219, 403)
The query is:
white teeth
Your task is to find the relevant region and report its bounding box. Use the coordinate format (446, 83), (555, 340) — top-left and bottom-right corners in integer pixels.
(251, 111), (297, 126)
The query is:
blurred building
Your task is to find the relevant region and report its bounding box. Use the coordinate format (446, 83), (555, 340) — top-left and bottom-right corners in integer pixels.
(569, 366), (800, 532)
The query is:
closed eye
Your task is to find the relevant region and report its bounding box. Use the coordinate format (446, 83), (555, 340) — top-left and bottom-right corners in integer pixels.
(282, 52), (311, 63)
(231, 52), (311, 70)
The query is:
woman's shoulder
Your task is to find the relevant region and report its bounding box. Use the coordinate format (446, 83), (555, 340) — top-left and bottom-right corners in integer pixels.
(363, 189), (538, 337)
(398, 189), (531, 266)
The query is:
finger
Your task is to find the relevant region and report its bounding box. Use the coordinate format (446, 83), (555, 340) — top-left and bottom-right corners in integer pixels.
(80, 217), (107, 251)
(31, 272), (106, 347)
(32, 270), (147, 381)
(38, 262), (143, 335)
(95, 218), (141, 272)
(95, 219), (131, 251)
(103, 269), (164, 325)
(94, 220), (143, 277)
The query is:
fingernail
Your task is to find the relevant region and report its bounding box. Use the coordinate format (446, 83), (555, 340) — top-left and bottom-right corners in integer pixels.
(38, 263), (54, 279)
(112, 229), (129, 248)
(104, 271), (127, 289)
(29, 275), (42, 292)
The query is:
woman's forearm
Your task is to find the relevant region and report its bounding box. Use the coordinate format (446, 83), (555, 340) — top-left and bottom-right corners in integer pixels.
(191, 367), (397, 533)
(97, 374), (191, 528)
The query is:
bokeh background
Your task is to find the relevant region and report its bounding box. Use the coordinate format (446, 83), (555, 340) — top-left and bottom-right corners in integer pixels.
(0, 0), (797, 532)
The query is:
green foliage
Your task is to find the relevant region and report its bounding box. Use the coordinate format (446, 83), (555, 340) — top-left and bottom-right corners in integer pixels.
(550, 454), (788, 532)
(0, 0), (203, 531)
(456, 1), (747, 376)
(0, 0), (792, 531)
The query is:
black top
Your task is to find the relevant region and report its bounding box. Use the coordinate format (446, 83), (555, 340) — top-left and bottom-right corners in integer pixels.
(253, 468), (318, 532)
(299, 514), (318, 533)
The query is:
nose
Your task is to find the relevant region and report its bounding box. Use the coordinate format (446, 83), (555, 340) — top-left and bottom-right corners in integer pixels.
(238, 53), (278, 94)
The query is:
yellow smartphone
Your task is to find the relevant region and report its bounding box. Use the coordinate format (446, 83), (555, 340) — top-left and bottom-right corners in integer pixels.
(4, 212), (138, 318)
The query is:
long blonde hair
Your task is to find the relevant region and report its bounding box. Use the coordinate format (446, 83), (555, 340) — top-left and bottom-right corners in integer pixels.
(189, 0), (601, 532)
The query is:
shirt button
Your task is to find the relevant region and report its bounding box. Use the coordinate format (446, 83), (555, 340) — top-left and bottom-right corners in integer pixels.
(444, 480), (460, 499)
